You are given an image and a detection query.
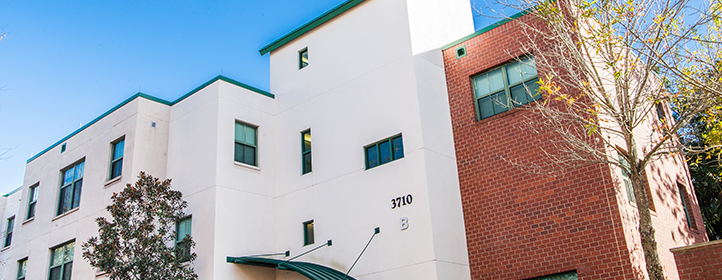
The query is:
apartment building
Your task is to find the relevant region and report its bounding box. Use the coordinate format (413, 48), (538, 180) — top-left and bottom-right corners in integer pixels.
(0, 0), (707, 279)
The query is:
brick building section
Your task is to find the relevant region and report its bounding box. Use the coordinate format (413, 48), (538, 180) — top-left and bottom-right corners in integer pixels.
(671, 240), (722, 279)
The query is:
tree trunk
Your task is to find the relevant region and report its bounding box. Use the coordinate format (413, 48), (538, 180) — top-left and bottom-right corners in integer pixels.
(631, 168), (665, 280)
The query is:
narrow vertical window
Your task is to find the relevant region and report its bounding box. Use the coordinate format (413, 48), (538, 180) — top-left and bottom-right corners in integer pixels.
(365, 135), (404, 169)
(17, 258), (27, 280)
(299, 48), (309, 69)
(49, 241), (74, 280)
(110, 138), (124, 180)
(58, 161), (84, 216)
(26, 185), (38, 220)
(302, 130), (312, 174)
(176, 217), (192, 262)
(303, 220), (314, 246)
(234, 122), (258, 166)
(678, 184), (697, 229)
(617, 153), (635, 203)
(4, 216), (14, 247)
(60, 143), (66, 153)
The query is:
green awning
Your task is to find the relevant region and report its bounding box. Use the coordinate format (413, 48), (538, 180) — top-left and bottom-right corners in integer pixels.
(227, 256), (356, 280)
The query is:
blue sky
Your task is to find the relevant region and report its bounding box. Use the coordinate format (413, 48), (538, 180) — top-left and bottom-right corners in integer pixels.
(0, 0), (503, 194)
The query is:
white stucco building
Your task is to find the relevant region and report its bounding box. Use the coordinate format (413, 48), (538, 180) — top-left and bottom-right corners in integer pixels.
(0, 0), (476, 279)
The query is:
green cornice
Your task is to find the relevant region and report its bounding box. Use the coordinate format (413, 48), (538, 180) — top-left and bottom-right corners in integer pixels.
(258, 0), (366, 55)
(27, 75), (272, 164)
(442, 8), (531, 51)
(2, 186), (22, 197)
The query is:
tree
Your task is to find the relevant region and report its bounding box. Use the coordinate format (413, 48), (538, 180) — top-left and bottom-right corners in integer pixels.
(481, 0), (721, 279)
(82, 172), (197, 280)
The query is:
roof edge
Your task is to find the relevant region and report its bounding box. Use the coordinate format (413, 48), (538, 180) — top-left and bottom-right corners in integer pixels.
(2, 185), (22, 197)
(258, 0), (366, 55)
(27, 75), (272, 164)
(442, 8), (531, 51)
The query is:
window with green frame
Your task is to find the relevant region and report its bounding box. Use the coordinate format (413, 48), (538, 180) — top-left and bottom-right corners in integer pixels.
(176, 217), (192, 262)
(234, 121), (258, 166)
(49, 241), (74, 280)
(110, 138), (124, 180)
(58, 161), (84, 216)
(17, 258), (27, 280)
(617, 152), (656, 211)
(365, 135), (404, 169)
(27, 184), (38, 220)
(5, 216), (14, 247)
(678, 183), (697, 229)
(301, 130), (312, 174)
(303, 220), (314, 246)
(472, 56), (540, 119)
(299, 48), (309, 69)
(526, 271), (577, 280)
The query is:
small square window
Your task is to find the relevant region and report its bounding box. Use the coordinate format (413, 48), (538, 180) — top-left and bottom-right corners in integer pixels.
(303, 220), (314, 246)
(299, 48), (309, 69)
(455, 45), (467, 58)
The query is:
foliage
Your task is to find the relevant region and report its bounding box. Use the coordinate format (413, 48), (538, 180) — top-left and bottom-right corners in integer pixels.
(82, 172), (197, 280)
(485, 0), (722, 279)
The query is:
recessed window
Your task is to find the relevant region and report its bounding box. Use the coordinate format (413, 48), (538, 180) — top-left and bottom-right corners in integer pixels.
(60, 143), (66, 153)
(299, 48), (309, 69)
(176, 217), (193, 262)
(617, 152), (655, 211)
(303, 220), (314, 246)
(17, 258), (27, 280)
(49, 241), (74, 280)
(455, 45), (467, 58)
(110, 138), (125, 180)
(234, 121), (258, 166)
(472, 56), (540, 119)
(678, 184), (697, 229)
(4, 216), (14, 247)
(26, 184), (38, 220)
(365, 135), (404, 169)
(527, 270), (577, 280)
(58, 161), (84, 216)
(302, 130), (312, 174)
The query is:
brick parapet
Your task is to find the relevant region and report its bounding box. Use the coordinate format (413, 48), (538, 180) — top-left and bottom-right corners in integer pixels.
(671, 240), (722, 279)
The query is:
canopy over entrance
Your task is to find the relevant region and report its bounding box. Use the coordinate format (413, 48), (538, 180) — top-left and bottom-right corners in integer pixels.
(227, 256), (356, 280)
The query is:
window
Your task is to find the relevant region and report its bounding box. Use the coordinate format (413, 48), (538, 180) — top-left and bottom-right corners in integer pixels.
(49, 241), (74, 280)
(176, 217), (192, 262)
(110, 138), (124, 180)
(299, 48), (309, 69)
(234, 122), (258, 166)
(617, 152), (655, 211)
(27, 185), (38, 220)
(17, 259), (27, 280)
(60, 143), (66, 153)
(303, 220), (314, 246)
(58, 161), (84, 216)
(527, 270), (578, 280)
(472, 56), (540, 119)
(4, 216), (14, 247)
(678, 184), (697, 229)
(365, 135), (404, 169)
(302, 130), (312, 174)
(455, 45), (467, 59)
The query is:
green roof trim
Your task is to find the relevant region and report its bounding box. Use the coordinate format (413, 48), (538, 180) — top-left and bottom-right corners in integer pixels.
(227, 256), (356, 280)
(27, 75), (272, 164)
(3, 186), (22, 197)
(442, 8), (532, 51)
(258, 0), (366, 55)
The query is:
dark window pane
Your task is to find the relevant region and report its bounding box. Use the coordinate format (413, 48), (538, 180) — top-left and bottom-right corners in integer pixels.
(491, 91), (508, 115)
(243, 145), (256, 166)
(49, 267), (61, 280)
(527, 79), (541, 101)
(27, 202), (35, 219)
(510, 84), (529, 107)
(478, 97), (494, 119)
(58, 187), (71, 215)
(5, 232), (11, 247)
(234, 143), (245, 163)
(366, 146), (379, 168)
(304, 221), (314, 245)
(111, 159), (122, 179)
(72, 180), (83, 209)
(303, 153), (312, 174)
(63, 262), (72, 280)
(379, 141), (392, 164)
(392, 136), (404, 160)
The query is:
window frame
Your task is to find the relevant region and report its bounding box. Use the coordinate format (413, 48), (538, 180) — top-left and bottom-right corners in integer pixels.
(17, 258), (27, 280)
(471, 55), (540, 120)
(175, 216), (192, 262)
(364, 134), (404, 170)
(57, 160), (84, 216)
(303, 220), (314, 246)
(234, 121), (259, 167)
(678, 183), (697, 229)
(109, 137), (125, 180)
(301, 129), (312, 174)
(299, 47), (309, 69)
(5, 216), (14, 248)
(48, 240), (74, 280)
(617, 152), (655, 211)
(26, 184), (38, 220)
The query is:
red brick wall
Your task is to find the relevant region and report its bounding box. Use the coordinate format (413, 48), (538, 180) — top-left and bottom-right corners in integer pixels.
(671, 240), (722, 279)
(442, 15), (636, 279)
